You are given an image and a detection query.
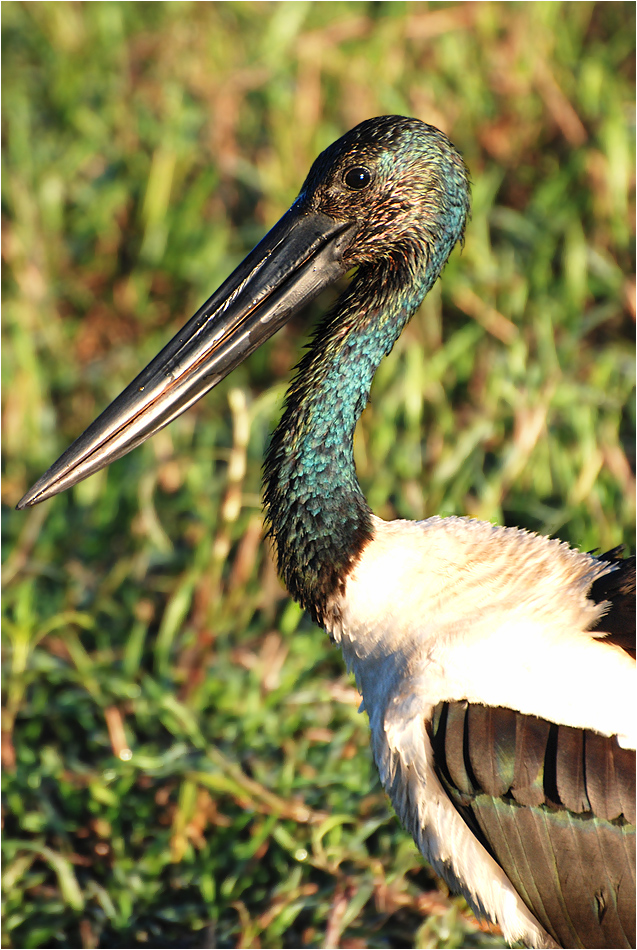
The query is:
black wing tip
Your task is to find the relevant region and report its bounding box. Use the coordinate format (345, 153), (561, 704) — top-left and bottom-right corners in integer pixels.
(589, 550), (636, 658)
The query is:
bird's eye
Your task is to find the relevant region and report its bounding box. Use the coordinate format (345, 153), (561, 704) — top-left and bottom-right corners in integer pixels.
(343, 166), (372, 190)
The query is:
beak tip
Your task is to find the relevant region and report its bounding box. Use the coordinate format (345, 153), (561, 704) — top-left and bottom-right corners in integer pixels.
(16, 489), (38, 510)
(16, 478), (54, 510)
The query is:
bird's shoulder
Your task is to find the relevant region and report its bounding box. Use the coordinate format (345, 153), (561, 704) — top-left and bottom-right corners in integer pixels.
(345, 514), (633, 647)
(334, 515), (635, 745)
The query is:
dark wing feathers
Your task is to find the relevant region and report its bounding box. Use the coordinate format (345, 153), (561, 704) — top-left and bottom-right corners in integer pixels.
(615, 743), (636, 825)
(590, 550), (636, 659)
(444, 700), (476, 799)
(429, 702), (636, 949)
(594, 820), (636, 947)
(468, 704), (516, 797)
(586, 730), (623, 821)
(524, 806), (586, 946)
(473, 794), (555, 929)
(511, 714), (553, 808)
(556, 725), (589, 814)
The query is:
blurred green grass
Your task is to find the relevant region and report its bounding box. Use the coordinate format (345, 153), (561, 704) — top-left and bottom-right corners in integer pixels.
(2, 2), (635, 948)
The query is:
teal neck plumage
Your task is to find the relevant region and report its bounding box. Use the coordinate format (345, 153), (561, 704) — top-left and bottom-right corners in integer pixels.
(263, 250), (443, 624)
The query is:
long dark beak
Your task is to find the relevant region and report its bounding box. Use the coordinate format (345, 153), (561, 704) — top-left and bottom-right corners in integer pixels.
(17, 203), (357, 509)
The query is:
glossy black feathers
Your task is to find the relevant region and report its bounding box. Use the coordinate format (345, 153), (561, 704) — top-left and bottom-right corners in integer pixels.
(590, 549), (636, 659)
(429, 701), (636, 949)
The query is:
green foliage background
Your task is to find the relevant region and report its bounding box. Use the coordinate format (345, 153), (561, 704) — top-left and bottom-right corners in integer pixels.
(2, 2), (635, 948)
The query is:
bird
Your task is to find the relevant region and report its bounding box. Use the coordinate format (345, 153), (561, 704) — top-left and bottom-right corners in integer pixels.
(18, 115), (635, 949)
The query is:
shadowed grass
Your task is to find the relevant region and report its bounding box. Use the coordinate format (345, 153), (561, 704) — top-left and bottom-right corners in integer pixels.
(2, 2), (635, 948)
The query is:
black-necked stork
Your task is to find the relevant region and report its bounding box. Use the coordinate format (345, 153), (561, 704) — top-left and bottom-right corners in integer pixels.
(18, 116), (635, 949)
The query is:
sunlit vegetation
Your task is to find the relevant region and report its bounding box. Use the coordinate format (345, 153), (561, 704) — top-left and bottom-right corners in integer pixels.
(2, 3), (634, 947)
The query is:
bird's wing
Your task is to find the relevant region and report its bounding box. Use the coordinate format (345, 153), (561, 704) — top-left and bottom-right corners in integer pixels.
(425, 550), (636, 950)
(428, 700), (635, 949)
(342, 523), (635, 946)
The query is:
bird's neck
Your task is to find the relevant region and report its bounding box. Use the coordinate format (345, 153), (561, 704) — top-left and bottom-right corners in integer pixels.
(263, 254), (437, 624)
